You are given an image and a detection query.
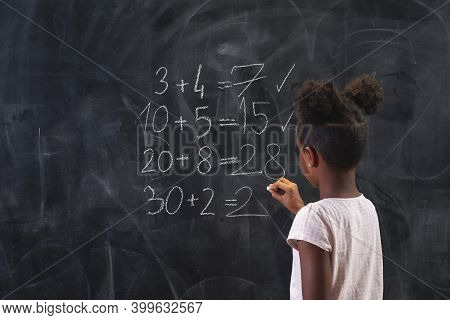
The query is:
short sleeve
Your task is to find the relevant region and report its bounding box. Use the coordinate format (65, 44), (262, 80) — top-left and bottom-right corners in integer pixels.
(287, 204), (332, 252)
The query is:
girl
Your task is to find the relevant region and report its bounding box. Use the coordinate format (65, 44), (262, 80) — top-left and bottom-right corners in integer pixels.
(267, 74), (383, 299)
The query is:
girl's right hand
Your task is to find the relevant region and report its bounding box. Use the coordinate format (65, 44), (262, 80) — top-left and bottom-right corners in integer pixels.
(267, 177), (305, 214)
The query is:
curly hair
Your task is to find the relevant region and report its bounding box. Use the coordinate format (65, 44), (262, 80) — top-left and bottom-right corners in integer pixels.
(294, 74), (383, 169)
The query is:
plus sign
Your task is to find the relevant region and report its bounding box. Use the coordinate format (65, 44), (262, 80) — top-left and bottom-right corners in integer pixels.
(176, 79), (189, 93)
(186, 194), (199, 207)
(176, 154), (188, 166)
(174, 115), (186, 131)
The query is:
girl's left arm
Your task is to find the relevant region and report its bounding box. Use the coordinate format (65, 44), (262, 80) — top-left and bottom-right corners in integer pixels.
(297, 240), (332, 299)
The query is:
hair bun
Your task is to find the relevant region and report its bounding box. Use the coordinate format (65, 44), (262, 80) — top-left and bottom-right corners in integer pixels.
(294, 80), (343, 124)
(344, 74), (383, 115)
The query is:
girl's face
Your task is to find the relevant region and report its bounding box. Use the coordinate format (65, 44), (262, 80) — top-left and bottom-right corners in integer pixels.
(297, 140), (319, 188)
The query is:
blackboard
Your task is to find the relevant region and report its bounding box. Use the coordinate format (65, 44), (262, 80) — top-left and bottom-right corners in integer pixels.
(0, 0), (449, 299)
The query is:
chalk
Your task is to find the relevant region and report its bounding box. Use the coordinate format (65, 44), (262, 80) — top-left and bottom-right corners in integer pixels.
(266, 185), (285, 195)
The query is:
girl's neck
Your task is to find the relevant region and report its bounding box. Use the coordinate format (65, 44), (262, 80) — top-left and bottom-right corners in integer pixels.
(318, 167), (360, 200)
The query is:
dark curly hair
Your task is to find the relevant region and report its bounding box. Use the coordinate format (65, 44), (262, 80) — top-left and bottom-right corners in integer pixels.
(294, 74), (383, 170)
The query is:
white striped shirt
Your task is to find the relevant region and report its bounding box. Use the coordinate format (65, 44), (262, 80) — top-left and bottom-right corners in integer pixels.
(287, 194), (383, 299)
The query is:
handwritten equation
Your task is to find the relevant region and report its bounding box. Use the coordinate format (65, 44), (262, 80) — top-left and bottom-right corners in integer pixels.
(144, 185), (268, 218)
(153, 63), (296, 98)
(141, 143), (285, 179)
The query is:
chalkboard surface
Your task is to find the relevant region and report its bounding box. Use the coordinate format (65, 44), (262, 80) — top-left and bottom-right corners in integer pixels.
(0, 0), (449, 299)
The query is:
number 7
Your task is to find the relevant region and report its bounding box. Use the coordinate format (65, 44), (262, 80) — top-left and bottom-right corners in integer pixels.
(231, 63), (266, 97)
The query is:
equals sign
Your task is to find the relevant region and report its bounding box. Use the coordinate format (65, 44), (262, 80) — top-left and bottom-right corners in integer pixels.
(219, 157), (239, 165)
(218, 81), (233, 90)
(219, 118), (238, 127)
(225, 199), (237, 206)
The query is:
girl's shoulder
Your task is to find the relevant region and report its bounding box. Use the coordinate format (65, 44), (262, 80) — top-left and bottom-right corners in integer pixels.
(312, 193), (373, 209)
(301, 194), (376, 219)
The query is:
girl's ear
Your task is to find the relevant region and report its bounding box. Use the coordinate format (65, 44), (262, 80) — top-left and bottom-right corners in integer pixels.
(303, 146), (319, 168)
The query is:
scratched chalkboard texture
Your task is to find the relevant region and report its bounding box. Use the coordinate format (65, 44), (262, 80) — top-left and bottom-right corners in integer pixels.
(0, 0), (449, 299)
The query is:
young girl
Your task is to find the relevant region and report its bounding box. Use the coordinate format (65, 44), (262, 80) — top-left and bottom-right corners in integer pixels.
(267, 74), (383, 299)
